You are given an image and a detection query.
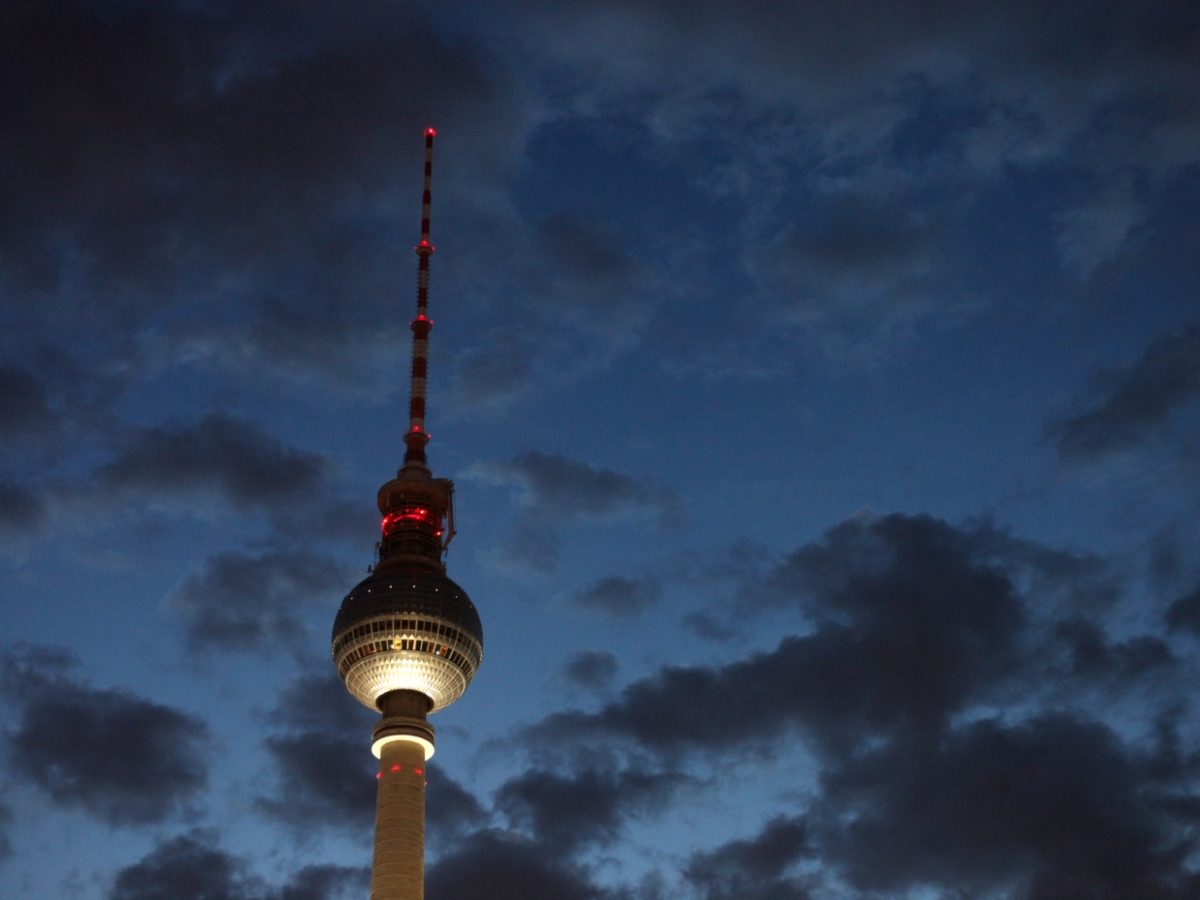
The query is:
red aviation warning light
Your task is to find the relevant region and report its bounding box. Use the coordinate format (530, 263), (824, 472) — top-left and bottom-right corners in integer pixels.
(381, 507), (433, 535)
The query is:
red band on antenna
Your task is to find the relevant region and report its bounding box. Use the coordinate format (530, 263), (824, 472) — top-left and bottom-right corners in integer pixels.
(404, 128), (437, 467)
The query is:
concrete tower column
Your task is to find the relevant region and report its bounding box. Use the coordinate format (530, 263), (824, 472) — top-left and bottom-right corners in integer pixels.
(370, 690), (436, 900)
(371, 738), (428, 900)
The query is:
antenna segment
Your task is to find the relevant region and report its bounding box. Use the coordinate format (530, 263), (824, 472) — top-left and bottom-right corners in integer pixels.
(404, 127), (437, 468)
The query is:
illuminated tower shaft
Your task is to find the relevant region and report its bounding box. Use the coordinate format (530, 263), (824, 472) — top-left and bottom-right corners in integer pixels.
(373, 739), (426, 898)
(332, 128), (483, 900)
(371, 693), (433, 900)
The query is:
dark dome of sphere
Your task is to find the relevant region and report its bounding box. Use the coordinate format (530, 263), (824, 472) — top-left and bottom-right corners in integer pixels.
(332, 565), (483, 645)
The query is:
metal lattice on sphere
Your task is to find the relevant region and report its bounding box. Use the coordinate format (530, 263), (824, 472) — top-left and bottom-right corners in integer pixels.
(332, 566), (483, 712)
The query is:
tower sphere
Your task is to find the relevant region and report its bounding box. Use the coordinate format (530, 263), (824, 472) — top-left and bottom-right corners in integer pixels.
(332, 564), (483, 712)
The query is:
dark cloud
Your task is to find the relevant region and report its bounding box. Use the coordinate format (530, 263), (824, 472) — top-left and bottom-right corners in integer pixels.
(269, 672), (376, 737)
(108, 830), (367, 900)
(264, 671), (487, 843)
(488, 517), (563, 573)
(96, 413), (326, 508)
(257, 732), (375, 830)
(0, 0), (533, 395)
(816, 715), (1199, 898)
(515, 512), (1198, 896)
(525, 214), (655, 340)
(1052, 618), (1175, 685)
(684, 816), (812, 900)
(754, 194), (943, 322)
(472, 451), (681, 525)
(0, 481), (45, 536)
(447, 327), (541, 418)
(495, 767), (690, 855)
(109, 831), (253, 900)
(0, 0), (512, 275)
(1165, 583), (1200, 636)
(0, 365), (54, 437)
(443, 206), (674, 418)
(1055, 181), (1147, 279)
(2, 646), (208, 826)
(427, 772), (489, 843)
(563, 650), (619, 690)
(680, 610), (732, 641)
(426, 829), (609, 900)
(518, 0), (1200, 176)
(664, 539), (773, 589)
(275, 865), (370, 900)
(256, 672), (377, 833)
(529, 513), (1168, 763)
(470, 452), (682, 571)
(571, 575), (662, 618)
(0, 800), (10, 861)
(170, 550), (351, 654)
(510, 0), (1200, 366)
(1049, 324), (1200, 463)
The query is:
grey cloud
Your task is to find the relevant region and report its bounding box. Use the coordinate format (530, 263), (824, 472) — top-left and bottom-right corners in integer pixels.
(0, 800), (10, 861)
(1165, 583), (1200, 636)
(680, 610), (734, 642)
(470, 452), (682, 571)
(816, 715), (1199, 898)
(256, 732), (375, 830)
(491, 517), (563, 573)
(427, 772), (489, 843)
(275, 865), (370, 900)
(563, 650), (619, 690)
(2, 646), (209, 826)
(109, 831), (253, 900)
(0, 365), (54, 437)
(526, 214), (655, 340)
(443, 212), (666, 418)
(571, 575), (662, 618)
(108, 830), (368, 900)
(269, 672), (376, 737)
(256, 671), (378, 833)
(519, 0), (1200, 172)
(515, 0), (1200, 369)
(684, 816), (812, 900)
(515, 512), (1198, 896)
(448, 327), (541, 418)
(1049, 324), (1200, 463)
(0, 481), (45, 536)
(495, 767), (691, 855)
(426, 829), (610, 900)
(0, 0), (533, 387)
(473, 451), (681, 525)
(1053, 618), (1175, 685)
(664, 538), (774, 589)
(529, 514), (1160, 762)
(750, 193), (959, 361)
(96, 413), (327, 508)
(1056, 182), (1146, 279)
(762, 199), (935, 290)
(170, 550), (352, 654)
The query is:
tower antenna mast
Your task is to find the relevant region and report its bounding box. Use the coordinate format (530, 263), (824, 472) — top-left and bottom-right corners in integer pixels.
(404, 127), (437, 469)
(332, 128), (483, 900)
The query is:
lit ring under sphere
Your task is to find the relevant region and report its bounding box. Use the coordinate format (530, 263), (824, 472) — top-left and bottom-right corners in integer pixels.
(332, 566), (483, 713)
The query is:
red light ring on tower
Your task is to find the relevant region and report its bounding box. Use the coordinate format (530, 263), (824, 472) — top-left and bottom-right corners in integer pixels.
(381, 506), (433, 535)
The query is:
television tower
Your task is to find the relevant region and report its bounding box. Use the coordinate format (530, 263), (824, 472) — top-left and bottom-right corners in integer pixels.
(331, 128), (483, 900)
